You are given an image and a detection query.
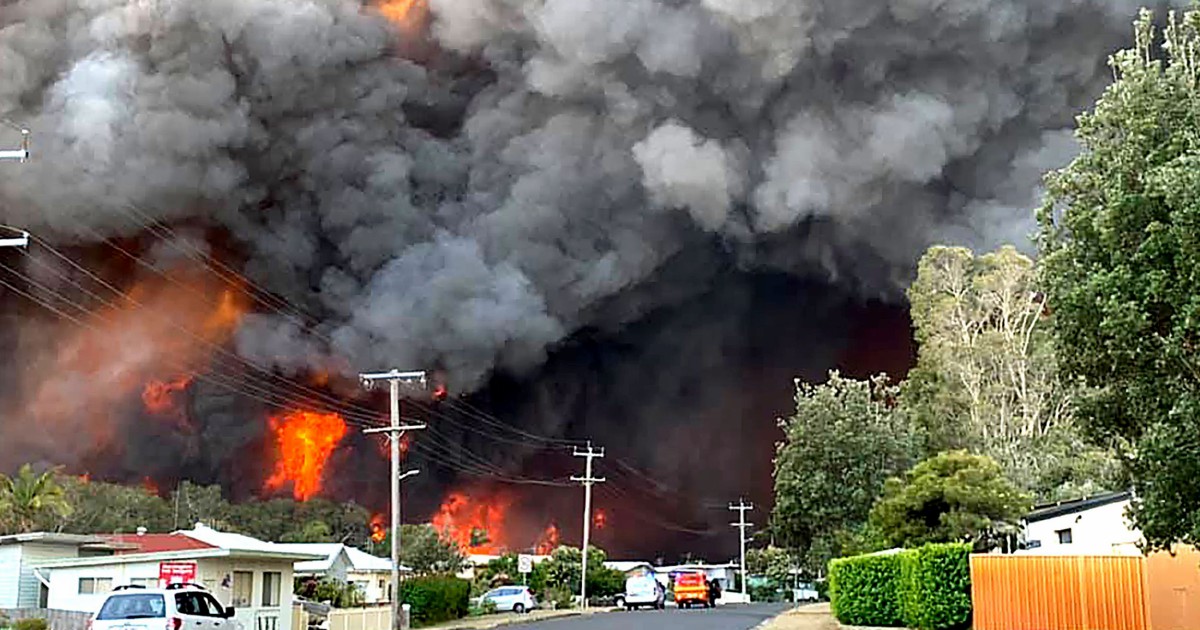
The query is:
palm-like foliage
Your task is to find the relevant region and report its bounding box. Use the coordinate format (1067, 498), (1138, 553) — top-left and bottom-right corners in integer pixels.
(0, 464), (72, 534)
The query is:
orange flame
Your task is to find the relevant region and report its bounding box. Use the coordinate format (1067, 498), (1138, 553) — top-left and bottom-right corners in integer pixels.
(534, 523), (560, 555)
(377, 0), (429, 34)
(142, 477), (160, 496)
(432, 491), (511, 554)
(593, 510), (607, 530)
(370, 513), (387, 543)
(264, 410), (348, 501)
(375, 433), (411, 459)
(78, 473), (91, 484)
(432, 383), (448, 401)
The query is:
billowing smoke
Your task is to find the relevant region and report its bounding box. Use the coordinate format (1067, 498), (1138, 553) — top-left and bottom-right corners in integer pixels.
(0, 0), (1163, 553)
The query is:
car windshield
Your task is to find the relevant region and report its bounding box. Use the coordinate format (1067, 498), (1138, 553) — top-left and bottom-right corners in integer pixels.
(97, 594), (167, 620)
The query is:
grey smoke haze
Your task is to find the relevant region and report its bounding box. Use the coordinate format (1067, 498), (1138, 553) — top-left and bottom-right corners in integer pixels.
(0, 0), (1168, 498)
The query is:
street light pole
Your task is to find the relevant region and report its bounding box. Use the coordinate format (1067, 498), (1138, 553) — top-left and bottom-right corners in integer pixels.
(0, 126), (29, 162)
(361, 369), (427, 630)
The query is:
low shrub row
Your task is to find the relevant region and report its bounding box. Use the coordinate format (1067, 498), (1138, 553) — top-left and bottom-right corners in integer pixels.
(398, 575), (471, 627)
(829, 543), (971, 630)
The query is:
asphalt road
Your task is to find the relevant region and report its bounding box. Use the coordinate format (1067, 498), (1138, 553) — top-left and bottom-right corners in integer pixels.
(498, 604), (791, 630)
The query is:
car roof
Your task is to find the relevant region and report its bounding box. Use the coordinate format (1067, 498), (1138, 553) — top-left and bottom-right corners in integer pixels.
(105, 588), (206, 596)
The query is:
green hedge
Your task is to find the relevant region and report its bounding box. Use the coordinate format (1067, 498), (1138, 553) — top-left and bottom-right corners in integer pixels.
(398, 575), (471, 627)
(830, 543), (972, 630)
(829, 552), (905, 626)
(900, 543), (972, 630)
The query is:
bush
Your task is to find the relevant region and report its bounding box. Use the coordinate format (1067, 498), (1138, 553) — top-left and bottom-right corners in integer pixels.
(542, 586), (574, 610)
(13, 619), (47, 630)
(901, 544), (972, 630)
(398, 575), (470, 627)
(831, 543), (972, 630)
(829, 552), (904, 627)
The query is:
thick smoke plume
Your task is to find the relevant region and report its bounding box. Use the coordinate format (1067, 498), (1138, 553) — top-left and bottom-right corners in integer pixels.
(0, 0), (1166, 552)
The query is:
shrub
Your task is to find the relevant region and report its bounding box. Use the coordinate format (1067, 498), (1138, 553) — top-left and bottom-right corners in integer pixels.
(829, 552), (904, 627)
(13, 619), (47, 630)
(398, 575), (470, 627)
(898, 550), (920, 626)
(903, 543), (972, 630)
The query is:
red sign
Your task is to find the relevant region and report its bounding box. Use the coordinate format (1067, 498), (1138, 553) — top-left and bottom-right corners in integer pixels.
(159, 562), (197, 587)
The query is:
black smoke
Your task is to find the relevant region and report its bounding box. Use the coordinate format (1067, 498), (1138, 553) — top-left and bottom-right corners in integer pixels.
(0, 0), (1167, 555)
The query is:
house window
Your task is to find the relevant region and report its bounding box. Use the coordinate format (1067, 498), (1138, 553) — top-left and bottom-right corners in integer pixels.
(1057, 528), (1073, 544)
(131, 578), (157, 589)
(232, 572), (253, 608)
(79, 577), (113, 594)
(261, 572), (282, 607)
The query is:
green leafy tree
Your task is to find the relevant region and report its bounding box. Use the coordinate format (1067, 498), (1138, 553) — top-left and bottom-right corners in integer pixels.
(771, 371), (915, 571)
(745, 546), (793, 588)
(904, 245), (1114, 497)
(868, 451), (1030, 550)
(396, 524), (466, 575)
(537, 546), (622, 597)
(0, 465), (72, 534)
(1037, 7), (1200, 551)
(49, 476), (171, 534)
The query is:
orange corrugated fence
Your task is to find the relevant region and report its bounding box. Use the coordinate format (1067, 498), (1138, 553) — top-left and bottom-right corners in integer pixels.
(971, 555), (1149, 630)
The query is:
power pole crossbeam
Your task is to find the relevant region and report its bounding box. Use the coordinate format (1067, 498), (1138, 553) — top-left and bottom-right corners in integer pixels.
(360, 369), (427, 630)
(571, 441), (605, 609)
(729, 499), (754, 601)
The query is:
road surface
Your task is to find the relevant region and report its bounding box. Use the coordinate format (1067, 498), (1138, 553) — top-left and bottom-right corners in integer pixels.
(497, 604), (792, 630)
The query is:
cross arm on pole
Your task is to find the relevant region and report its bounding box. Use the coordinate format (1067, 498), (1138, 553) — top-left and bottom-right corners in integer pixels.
(363, 423), (427, 435)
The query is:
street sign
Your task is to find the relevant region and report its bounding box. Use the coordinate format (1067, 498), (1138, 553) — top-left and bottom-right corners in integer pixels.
(518, 554), (533, 574)
(159, 561), (198, 587)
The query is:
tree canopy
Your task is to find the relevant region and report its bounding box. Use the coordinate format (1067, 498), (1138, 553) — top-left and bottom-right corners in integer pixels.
(868, 451), (1030, 551)
(1037, 8), (1200, 550)
(904, 245), (1115, 497)
(0, 464), (72, 533)
(771, 371), (915, 568)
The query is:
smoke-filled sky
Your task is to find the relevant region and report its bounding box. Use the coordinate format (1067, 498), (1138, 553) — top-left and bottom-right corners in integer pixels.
(0, 0), (1168, 554)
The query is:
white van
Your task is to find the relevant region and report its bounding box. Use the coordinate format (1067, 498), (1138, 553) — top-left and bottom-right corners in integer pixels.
(615, 575), (665, 611)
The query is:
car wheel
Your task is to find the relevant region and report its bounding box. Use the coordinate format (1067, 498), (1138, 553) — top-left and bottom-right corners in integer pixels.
(614, 597), (624, 609)
(514, 604), (525, 614)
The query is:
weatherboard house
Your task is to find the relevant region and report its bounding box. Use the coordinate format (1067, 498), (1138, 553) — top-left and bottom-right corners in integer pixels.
(278, 543), (402, 604)
(21, 524), (319, 630)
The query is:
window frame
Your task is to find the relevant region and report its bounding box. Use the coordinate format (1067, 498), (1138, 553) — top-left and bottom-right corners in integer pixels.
(79, 577), (114, 595)
(261, 571), (282, 608)
(1056, 528), (1074, 544)
(231, 571), (253, 608)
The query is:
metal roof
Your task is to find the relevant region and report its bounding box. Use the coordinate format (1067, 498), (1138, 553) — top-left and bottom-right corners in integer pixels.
(1025, 491), (1132, 524)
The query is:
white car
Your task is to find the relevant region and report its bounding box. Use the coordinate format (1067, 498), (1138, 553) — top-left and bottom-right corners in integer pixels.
(89, 585), (240, 630)
(477, 585), (537, 613)
(615, 575), (665, 610)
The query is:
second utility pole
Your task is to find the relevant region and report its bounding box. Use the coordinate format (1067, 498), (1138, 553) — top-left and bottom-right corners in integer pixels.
(361, 369), (427, 630)
(729, 498), (753, 600)
(571, 441), (604, 609)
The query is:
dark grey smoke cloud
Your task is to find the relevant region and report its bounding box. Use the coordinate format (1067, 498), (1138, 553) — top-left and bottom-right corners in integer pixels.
(0, 0), (1168, 501)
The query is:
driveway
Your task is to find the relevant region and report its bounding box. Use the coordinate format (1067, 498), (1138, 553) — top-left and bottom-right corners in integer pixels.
(495, 604), (792, 630)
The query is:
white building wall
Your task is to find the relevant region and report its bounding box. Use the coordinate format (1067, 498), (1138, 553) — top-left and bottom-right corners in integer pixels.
(0, 546), (22, 608)
(45, 556), (296, 630)
(19, 543), (84, 608)
(1022, 499), (1141, 555)
(345, 572), (389, 604)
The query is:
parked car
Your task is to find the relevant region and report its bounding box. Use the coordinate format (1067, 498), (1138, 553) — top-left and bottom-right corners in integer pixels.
(474, 585), (537, 613)
(615, 575), (665, 611)
(793, 582), (819, 603)
(90, 586), (239, 630)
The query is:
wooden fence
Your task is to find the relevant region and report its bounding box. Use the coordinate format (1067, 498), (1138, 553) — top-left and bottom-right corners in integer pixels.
(971, 549), (1200, 630)
(1, 608), (91, 630)
(292, 605), (392, 630)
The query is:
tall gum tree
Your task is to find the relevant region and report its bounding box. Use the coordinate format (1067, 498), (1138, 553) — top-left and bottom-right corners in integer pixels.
(1038, 8), (1200, 549)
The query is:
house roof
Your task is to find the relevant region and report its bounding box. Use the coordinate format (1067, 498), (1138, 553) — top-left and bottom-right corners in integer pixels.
(33, 524), (323, 569)
(605, 561), (655, 573)
(0, 532), (108, 546)
(104, 533), (217, 555)
(278, 543), (405, 574)
(1026, 491), (1132, 524)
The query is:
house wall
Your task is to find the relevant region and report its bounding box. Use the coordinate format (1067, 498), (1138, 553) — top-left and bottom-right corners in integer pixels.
(345, 571), (389, 604)
(19, 543), (84, 607)
(0, 546), (22, 608)
(45, 556), (297, 630)
(1022, 500), (1140, 555)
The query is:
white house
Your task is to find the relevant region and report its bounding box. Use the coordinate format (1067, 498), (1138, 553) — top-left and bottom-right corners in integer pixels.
(278, 544), (401, 604)
(1020, 491), (1140, 555)
(0, 533), (113, 609)
(31, 524), (321, 630)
